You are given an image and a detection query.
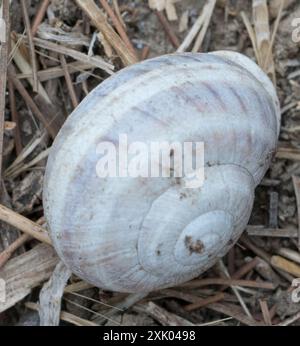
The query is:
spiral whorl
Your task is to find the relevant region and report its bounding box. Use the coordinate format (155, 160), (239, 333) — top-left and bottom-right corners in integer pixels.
(44, 51), (280, 292)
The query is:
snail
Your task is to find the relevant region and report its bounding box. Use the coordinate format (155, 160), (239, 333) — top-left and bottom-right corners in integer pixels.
(43, 51), (280, 293)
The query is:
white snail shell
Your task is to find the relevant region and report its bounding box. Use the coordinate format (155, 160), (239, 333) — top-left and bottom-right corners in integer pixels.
(43, 51), (281, 293)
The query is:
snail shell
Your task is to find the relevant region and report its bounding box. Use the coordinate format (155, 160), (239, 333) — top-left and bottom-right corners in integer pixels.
(43, 51), (280, 293)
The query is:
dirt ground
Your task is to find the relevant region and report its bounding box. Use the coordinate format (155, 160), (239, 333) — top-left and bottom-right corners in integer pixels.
(1, 0), (300, 326)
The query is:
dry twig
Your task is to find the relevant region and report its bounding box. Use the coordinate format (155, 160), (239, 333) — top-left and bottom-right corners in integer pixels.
(31, 0), (51, 36)
(39, 261), (72, 326)
(155, 10), (180, 48)
(181, 278), (274, 290)
(26, 302), (99, 326)
(259, 299), (272, 325)
(99, 0), (137, 58)
(292, 175), (300, 250)
(32, 37), (114, 74)
(0, 204), (51, 244)
(0, 233), (30, 268)
(278, 248), (300, 265)
(271, 256), (300, 277)
(75, 0), (137, 66)
(184, 293), (225, 312)
(60, 54), (79, 109)
(7, 80), (22, 154)
(0, 0), (10, 181)
(247, 226), (298, 238)
(177, 0), (216, 53)
(0, 244), (58, 313)
(135, 301), (194, 326)
(8, 66), (59, 138)
(20, 0), (38, 92)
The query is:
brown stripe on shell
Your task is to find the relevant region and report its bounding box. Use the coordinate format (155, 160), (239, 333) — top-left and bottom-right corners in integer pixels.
(131, 106), (170, 127)
(227, 84), (249, 114)
(251, 87), (275, 130)
(170, 85), (207, 113)
(202, 81), (228, 111)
